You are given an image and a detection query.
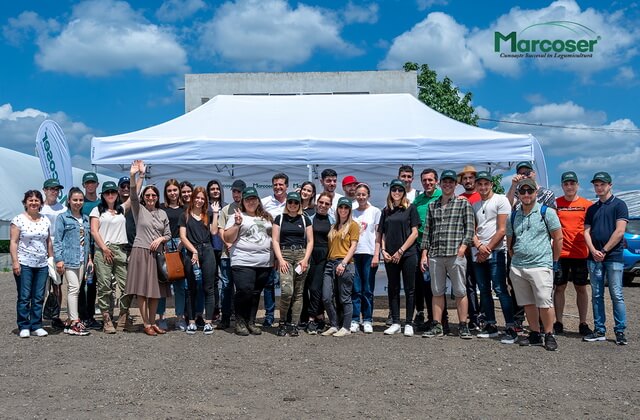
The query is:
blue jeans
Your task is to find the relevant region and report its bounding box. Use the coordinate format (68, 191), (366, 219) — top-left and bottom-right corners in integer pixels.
(15, 265), (49, 330)
(352, 254), (378, 323)
(588, 260), (626, 333)
(219, 257), (234, 321)
(473, 250), (514, 326)
(157, 238), (187, 317)
(263, 269), (279, 324)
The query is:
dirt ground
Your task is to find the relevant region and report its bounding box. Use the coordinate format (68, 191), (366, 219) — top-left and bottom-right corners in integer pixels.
(1, 271), (639, 419)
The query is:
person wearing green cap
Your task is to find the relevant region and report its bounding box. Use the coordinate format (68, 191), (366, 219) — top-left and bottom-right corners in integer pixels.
(583, 171), (629, 345)
(421, 170), (475, 339)
(272, 191), (313, 337)
(41, 178), (67, 330)
(506, 161), (556, 210)
(553, 171), (593, 336)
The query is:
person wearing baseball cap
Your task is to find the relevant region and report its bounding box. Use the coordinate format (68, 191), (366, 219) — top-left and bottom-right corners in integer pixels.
(41, 178), (67, 330)
(506, 175), (563, 351)
(118, 176), (131, 203)
(341, 175), (358, 200)
(81, 172), (100, 216)
(215, 179), (247, 329)
(379, 179), (420, 337)
(583, 171), (629, 345)
(224, 185), (274, 336)
(421, 170), (475, 339)
(507, 162), (556, 210)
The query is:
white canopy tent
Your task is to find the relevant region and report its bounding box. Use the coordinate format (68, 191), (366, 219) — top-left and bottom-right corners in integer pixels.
(91, 94), (547, 203)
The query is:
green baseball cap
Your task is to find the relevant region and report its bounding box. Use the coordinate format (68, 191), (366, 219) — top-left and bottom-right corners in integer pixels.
(591, 171), (612, 184)
(475, 171), (492, 182)
(337, 197), (352, 208)
(286, 192), (301, 203)
(389, 179), (405, 190)
(440, 170), (457, 182)
(516, 161), (533, 171)
(82, 172), (98, 184)
(517, 178), (537, 190)
(561, 171), (578, 183)
(43, 178), (63, 189)
(101, 181), (118, 193)
(242, 187), (259, 199)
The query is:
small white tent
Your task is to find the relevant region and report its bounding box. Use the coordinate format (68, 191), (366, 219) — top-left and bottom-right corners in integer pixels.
(0, 147), (117, 239)
(91, 94), (548, 200)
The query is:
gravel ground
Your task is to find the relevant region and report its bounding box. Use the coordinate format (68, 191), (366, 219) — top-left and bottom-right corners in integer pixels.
(1, 271), (639, 419)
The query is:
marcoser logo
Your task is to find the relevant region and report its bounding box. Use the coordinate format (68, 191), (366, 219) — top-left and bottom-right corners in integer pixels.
(495, 21), (600, 59)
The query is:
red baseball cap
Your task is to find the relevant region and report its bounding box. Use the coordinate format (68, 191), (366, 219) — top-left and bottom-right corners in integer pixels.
(342, 175), (358, 186)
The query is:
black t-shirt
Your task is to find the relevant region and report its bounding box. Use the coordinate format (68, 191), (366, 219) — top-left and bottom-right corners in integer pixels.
(378, 204), (420, 256)
(312, 213), (332, 248)
(304, 207), (316, 218)
(162, 204), (184, 238)
(178, 212), (211, 246)
(274, 214), (312, 247)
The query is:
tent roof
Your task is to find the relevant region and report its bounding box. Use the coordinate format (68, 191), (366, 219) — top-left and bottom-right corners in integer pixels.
(91, 94), (536, 168)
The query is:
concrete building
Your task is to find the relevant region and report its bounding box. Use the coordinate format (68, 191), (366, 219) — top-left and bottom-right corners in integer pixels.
(184, 70), (417, 112)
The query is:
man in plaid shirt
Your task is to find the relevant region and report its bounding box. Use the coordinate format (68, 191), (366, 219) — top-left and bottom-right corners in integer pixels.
(420, 170), (475, 339)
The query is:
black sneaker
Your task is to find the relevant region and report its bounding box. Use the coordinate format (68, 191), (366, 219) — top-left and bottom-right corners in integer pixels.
(422, 322), (443, 338)
(84, 318), (103, 331)
(615, 332), (628, 346)
(195, 315), (205, 329)
(413, 311), (425, 327)
(442, 320), (451, 336)
(235, 319), (250, 336)
(544, 333), (558, 351)
(218, 319), (230, 330)
(316, 319), (326, 331)
(468, 320), (482, 332)
(519, 331), (543, 346)
(553, 321), (564, 335)
(290, 325), (300, 337)
(51, 317), (66, 330)
(579, 323), (593, 336)
(306, 320), (318, 335)
(500, 327), (518, 344)
(247, 322), (262, 335)
(459, 322), (472, 339)
(385, 312), (393, 326)
(477, 324), (499, 338)
(583, 331), (606, 342)
(277, 324), (288, 337)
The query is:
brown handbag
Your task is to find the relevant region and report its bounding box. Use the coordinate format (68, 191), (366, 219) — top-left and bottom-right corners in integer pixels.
(156, 247), (185, 283)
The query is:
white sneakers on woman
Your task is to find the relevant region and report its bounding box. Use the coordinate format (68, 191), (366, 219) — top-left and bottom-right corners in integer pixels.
(384, 323), (402, 335)
(333, 327), (351, 337)
(363, 322), (373, 334)
(321, 327), (339, 336)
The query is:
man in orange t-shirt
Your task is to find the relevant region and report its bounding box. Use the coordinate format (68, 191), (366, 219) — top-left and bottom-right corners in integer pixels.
(554, 171), (593, 336)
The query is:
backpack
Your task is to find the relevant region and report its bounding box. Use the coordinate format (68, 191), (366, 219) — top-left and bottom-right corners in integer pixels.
(510, 205), (550, 248)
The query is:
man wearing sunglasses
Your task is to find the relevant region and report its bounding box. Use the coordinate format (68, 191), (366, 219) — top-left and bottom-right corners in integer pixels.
(506, 178), (563, 351)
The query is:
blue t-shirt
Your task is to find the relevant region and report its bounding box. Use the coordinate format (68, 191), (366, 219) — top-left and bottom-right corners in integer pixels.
(585, 195), (628, 263)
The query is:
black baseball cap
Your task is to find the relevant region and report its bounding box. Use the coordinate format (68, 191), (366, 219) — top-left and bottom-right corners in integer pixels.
(231, 180), (247, 192)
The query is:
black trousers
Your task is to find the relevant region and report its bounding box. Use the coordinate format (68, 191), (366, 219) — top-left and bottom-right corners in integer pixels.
(302, 246), (327, 320)
(232, 266), (271, 323)
(184, 244), (217, 321)
(386, 254), (417, 324)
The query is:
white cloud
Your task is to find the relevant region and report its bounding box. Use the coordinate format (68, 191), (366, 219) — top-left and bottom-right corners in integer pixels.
(474, 105), (490, 119)
(31, 0), (188, 76)
(2, 11), (59, 46)
(342, 2), (378, 24)
(468, 0), (640, 78)
(612, 66), (636, 85)
(378, 12), (485, 84)
(0, 104), (95, 170)
(524, 93), (546, 105)
(417, 0), (448, 11)
(198, 0), (361, 71)
(156, 0), (206, 22)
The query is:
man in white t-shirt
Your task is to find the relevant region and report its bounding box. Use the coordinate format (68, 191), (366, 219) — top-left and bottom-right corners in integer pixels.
(471, 171), (516, 343)
(41, 178), (67, 328)
(398, 165), (417, 203)
(317, 168), (343, 218)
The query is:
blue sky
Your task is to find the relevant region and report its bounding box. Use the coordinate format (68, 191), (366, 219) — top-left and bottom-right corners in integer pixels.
(1, 0), (639, 195)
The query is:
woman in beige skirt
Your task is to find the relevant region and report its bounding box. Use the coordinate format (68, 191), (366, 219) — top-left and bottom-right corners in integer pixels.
(125, 160), (171, 336)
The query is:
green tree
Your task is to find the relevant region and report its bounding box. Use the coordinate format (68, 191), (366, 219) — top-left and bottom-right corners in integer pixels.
(404, 62), (478, 126)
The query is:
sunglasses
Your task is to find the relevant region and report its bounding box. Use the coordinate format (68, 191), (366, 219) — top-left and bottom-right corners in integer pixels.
(104, 190), (118, 195)
(518, 188), (536, 195)
(287, 200), (300, 205)
(390, 187), (405, 193)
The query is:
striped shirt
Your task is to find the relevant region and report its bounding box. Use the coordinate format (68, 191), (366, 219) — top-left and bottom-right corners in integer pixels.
(421, 195), (475, 257)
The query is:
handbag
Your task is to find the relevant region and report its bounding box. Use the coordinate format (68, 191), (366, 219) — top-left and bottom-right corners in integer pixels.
(43, 286), (60, 320)
(156, 246), (185, 283)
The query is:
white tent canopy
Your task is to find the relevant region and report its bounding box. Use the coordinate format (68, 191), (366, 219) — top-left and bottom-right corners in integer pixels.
(91, 94), (548, 198)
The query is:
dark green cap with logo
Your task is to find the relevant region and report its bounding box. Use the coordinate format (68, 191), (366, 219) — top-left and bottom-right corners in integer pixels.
(516, 161), (533, 171)
(389, 179), (405, 190)
(475, 171), (492, 182)
(43, 178), (63, 189)
(561, 171), (578, 183)
(82, 172), (98, 184)
(102, 181), (118, 193)
(286, 192), (301, 203)
(337, 197), (352, 208)
(591, 171), (612, 184)
(440, 170), (458, 182)
(242, 187), (259, 199)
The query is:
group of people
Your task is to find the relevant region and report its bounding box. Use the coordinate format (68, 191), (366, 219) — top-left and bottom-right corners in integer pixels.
(10, 161), (630, 350)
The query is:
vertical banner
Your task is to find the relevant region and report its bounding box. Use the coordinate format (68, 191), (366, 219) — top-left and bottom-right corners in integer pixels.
(35, 120), (73, 204)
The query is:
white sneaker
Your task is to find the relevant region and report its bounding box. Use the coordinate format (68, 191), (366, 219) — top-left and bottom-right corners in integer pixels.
(384, 323), (402, 335)
(203, 323), (214, 335)
(19, 329), (30, 338)
(363, 322), (373, 334)
(404, 324), (414, 337)
(350, 321), (360, 333)
(321, 326), (339, 336)
(186, 323), (197, 335)
(333, 327), (351, 337)
(32, 328), (48, 337)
